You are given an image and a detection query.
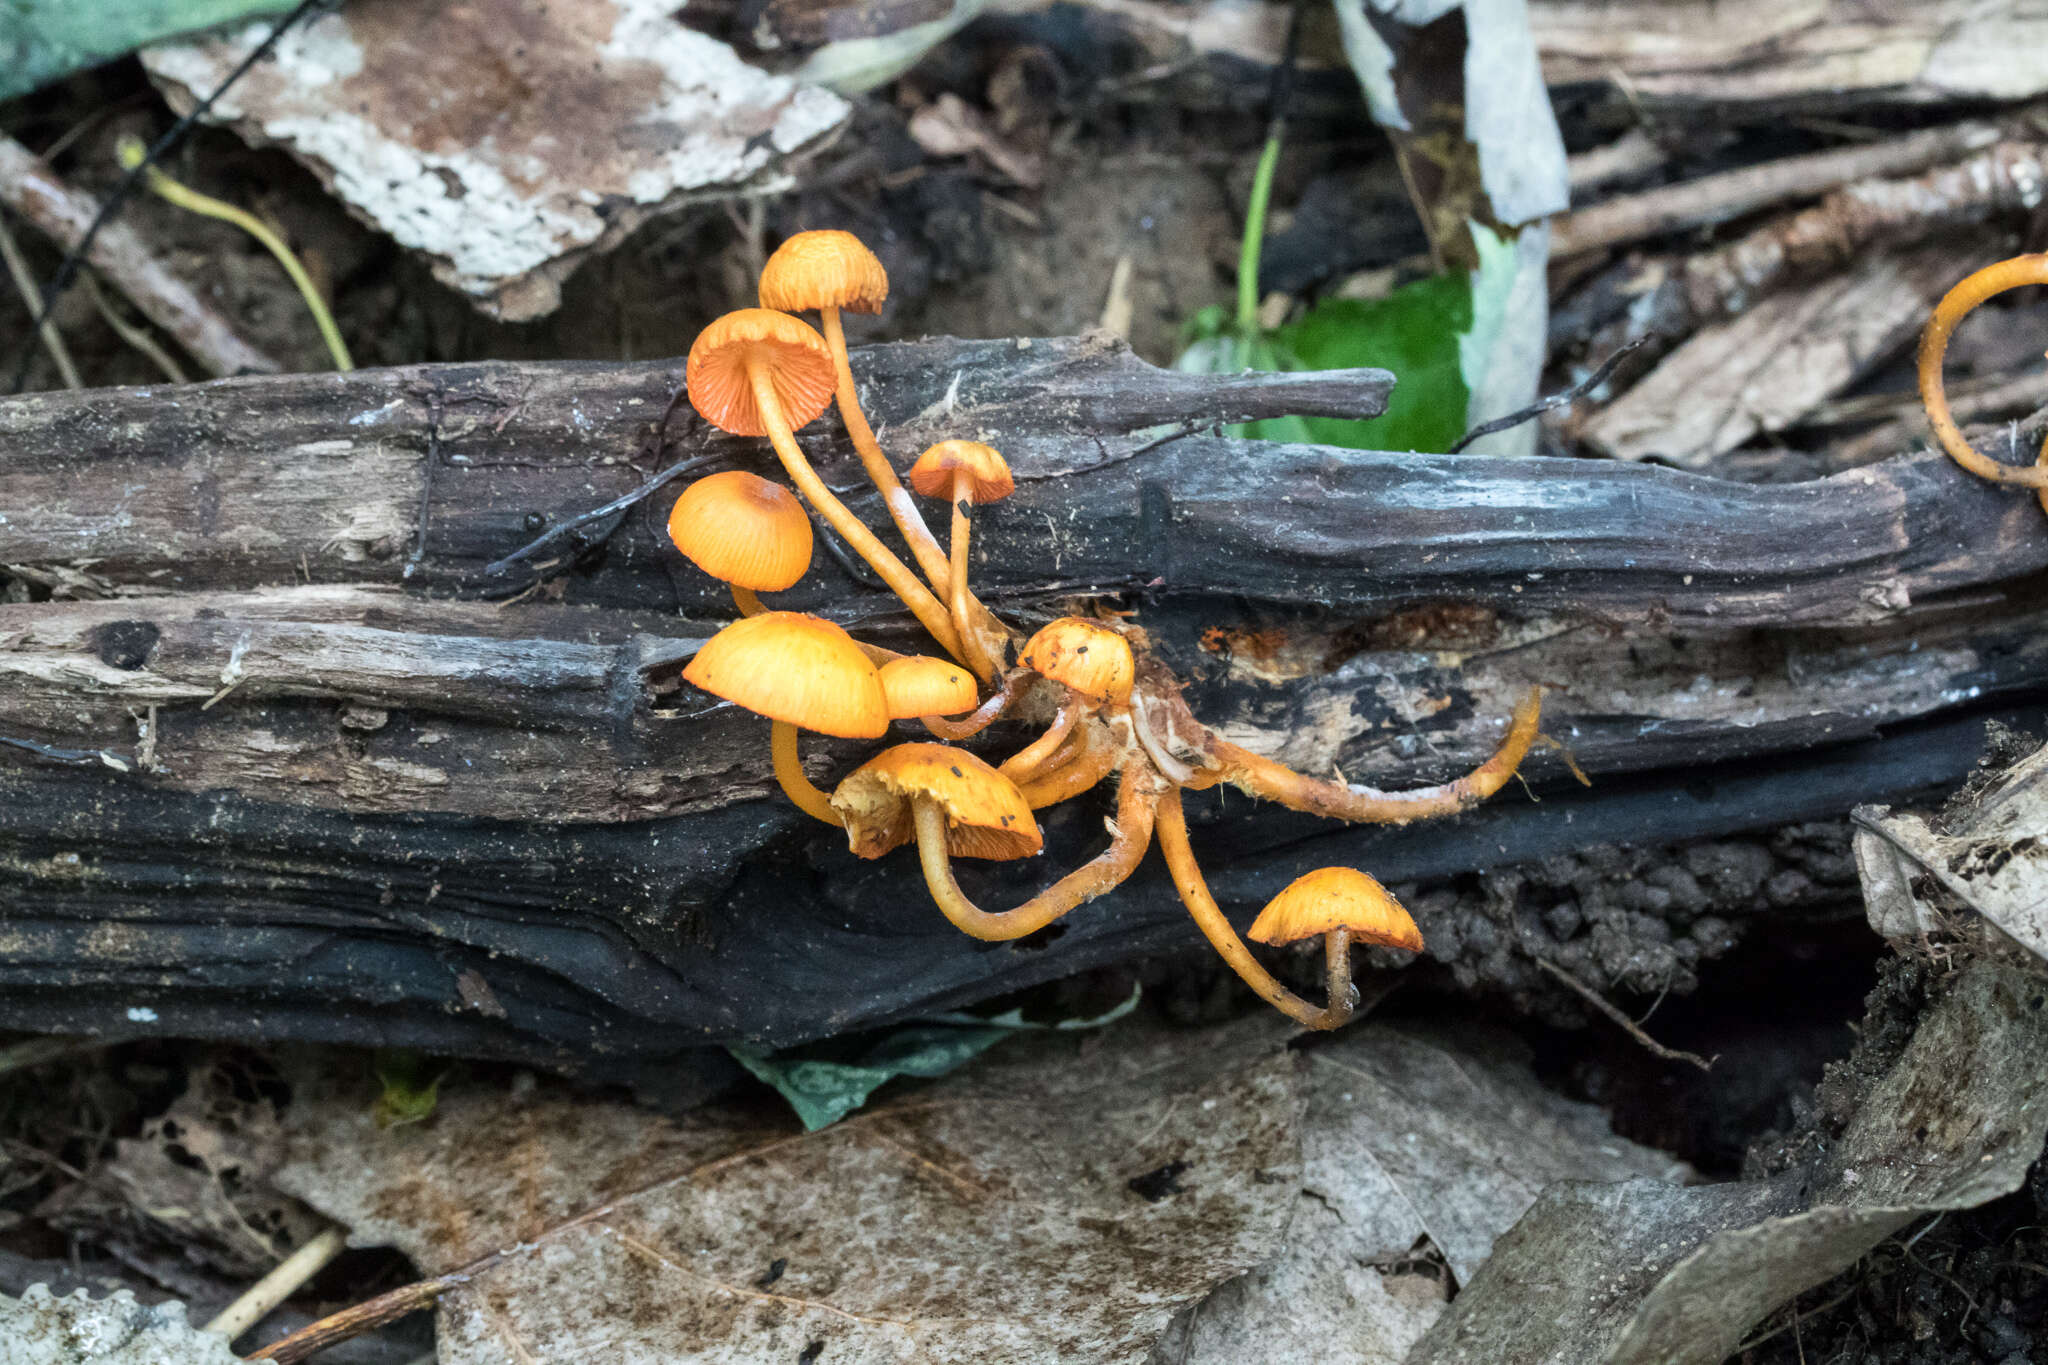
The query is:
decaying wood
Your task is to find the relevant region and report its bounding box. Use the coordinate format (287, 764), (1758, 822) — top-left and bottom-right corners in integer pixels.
(1, 335), (2046, 1069)
(0, 133), (279, 378)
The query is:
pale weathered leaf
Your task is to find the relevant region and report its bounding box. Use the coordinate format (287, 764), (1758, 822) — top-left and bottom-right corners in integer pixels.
(140, 0), (848, 320)
(276, 1017), (1304, 1364)
(1409, 957), (2048, 1365)
(1153, 1020), (1690, 1364)
(1, 1285), (241, 1365)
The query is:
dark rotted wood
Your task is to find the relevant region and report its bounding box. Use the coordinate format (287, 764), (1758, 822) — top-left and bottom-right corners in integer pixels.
(3, 336), (2048, 1066)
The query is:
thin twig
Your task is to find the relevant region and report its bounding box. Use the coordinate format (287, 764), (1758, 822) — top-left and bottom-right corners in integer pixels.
(0, 207), (79, 387)
(80, 271), (188, 383)
(1533, 956), (1715, 1071)
(483, 452), (726, 576)
(205, 1225), (348, 1341)
(7, 0), (329, 393)
(1449, 337), (1647, 454)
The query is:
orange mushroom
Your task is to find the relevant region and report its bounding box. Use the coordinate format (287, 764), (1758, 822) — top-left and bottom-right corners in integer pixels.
(1918, 254), (2048, 513)
(667, 470), (812, 616)
(681, 610), (887, 826)
(1248, 867), (1422, 952)
(832, 744), (1159, 941)
(879, 655), (979, 723)
(687, 310), (968, 663)
(758, 230), (958, 597)
(908, 440), (1016, 679)
(1018, 617), (1135, 706)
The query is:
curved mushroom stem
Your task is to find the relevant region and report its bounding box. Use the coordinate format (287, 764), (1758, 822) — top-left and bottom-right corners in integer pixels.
(912, 765), (1157, 941)
(923, 669), (1028, 740)
(770, 720), (842, 827)
(1017, 719), (1120, 809)
(1919, 255), (2048, 498)
(1154, 786), (1352, 1030)
(999, 700), (1080, 782)
(730, 586), (766, 618)
(1200, 686), (1544, 824)
(744, 360), (969, 664)
(820, 307), (955, 594)
(947, 468), (994, 679)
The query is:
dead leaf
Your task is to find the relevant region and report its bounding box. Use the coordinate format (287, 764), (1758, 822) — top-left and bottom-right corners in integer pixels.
(276, 1017), (1303, 1363)
(2, 1285), (240, 1365)
(1154, 1019), (1689, 1364)
(1408, 957), (2048, 1365)
(1855, 739), (2048, 959)
(907, 93), (1045, 188)
(140, 0), (848, 320)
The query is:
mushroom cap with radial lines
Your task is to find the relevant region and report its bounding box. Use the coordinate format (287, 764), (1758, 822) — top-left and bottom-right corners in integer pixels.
(1248, 867), (1423, 951)
(830, 742), (1042, 861)
(687, 309), (837, 438)
(907, 440), (1015, 504)
(878, 655), (979, 719)
(758, 229), (889, 315)
(667, 471), (812, 591)
(681, 611), (888, 739)
(1019, 617), (1135, 704)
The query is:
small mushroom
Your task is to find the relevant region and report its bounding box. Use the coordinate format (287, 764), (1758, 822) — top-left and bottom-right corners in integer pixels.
(1019, 616), (1135, 706)
(1918, 254), (2048, 510)
(832, 743), (1153, 940)
(681, 610), (888, 826)
(687, 310), (967, 663)
(908, 440), (1016, 678)
(879, 656), (980, 724)
(758, 230), (957, 595)
(666, 470), (812, 617)
(1248, 867), (1422, 952)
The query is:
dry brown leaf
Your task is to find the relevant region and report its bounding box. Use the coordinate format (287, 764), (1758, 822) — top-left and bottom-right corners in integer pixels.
(276, 1018), (1303, 1363)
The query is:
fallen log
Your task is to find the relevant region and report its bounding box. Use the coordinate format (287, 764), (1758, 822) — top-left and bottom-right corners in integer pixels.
(1, 336), (2044, 1072)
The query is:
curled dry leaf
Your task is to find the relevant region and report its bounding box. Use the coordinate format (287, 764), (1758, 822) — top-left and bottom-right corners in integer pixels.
(139, 0), (847, 320)
(1408, 958), (2048, 1365)
(1155, 1020), (1689, 1365)
(276, 1017), (1304, 1364)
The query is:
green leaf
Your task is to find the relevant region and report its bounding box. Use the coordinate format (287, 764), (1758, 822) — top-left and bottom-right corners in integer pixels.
(372, 1049), (447, 1130)
(730, 1026), (1015, 1132)
(0, 0), (294, 102)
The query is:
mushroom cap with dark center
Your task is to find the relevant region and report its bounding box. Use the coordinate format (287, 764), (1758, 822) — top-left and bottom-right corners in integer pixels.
(682, 611), (888, 739)
(831, 742), (1042, 861)
(1248, 867), (1423, 951)
(1018, 617), (1134, 705)
(667, 471), (812, 591)
(759, 230), (888, 315)
(878, 656), (979, 719)
(907, 440), (1015, 504)
(687, 309), (837, 438)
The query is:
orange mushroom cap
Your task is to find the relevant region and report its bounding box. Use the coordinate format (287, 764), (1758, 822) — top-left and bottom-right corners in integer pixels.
(907, 440), (1015, 504)
(681, 611), (888, 739)
(687, 309), (837, 438)
(879, 655), (979, 720)
(831, 742), (1042, 861)
(667, 471), (813, 591)
(1248, 867), (1423, 952)
(1019, 617), (1134, 705)
(758, 229), (889, 315)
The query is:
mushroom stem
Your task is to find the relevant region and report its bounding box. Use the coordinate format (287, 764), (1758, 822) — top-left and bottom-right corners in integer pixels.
(922, 670), (1027, 740)
(1154, 786), (1350, 1030)
(730, 586), (766, 618)
(1201, 687), (1544, 824)
(1017, 720), (1120, 809)
(744, 360), (969, 664)
(820, 307), (956, 594)
(770, 720), (843, 827)
(912, 766), (1156, 941)
(999, 700), (1079, 782)
(1919, 255), (2048, 498)
(947, 467), (992, 679)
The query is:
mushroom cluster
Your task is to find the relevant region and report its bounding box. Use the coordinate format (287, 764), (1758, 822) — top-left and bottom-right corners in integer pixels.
(667, 229), (1546, 1030)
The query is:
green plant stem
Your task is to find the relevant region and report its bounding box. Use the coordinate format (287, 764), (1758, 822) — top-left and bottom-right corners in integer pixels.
(1237, 134), (1281, 337)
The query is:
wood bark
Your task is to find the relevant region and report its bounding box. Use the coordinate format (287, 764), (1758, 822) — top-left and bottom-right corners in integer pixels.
(2, 335), (2045, 1073)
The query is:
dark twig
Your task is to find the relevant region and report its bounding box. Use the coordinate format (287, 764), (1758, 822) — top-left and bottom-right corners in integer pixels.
(0, 735), (125, 768)
(1448, 336), (1648, 454)
(484, 454), (726, 576)
(1534, 956), (1715, 1072)
(7, 0), (331, 394)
